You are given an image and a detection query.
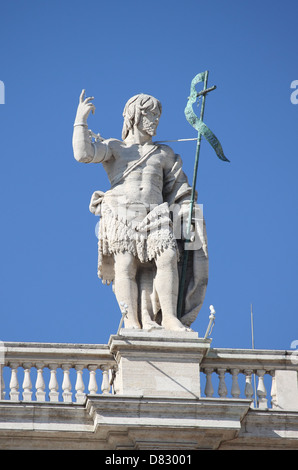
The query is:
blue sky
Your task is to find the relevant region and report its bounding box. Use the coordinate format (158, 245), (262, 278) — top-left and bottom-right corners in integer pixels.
(0, 0), (297, 352)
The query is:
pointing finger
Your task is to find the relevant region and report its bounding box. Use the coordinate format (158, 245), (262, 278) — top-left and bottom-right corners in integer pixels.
(80, 89), (85, 103)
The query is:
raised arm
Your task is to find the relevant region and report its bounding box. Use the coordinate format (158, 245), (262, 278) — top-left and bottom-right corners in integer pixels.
(72, 90), (110, 163)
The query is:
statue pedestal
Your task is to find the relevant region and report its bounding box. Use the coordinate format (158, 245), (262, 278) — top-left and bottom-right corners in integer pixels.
(108, 329), (211, 398)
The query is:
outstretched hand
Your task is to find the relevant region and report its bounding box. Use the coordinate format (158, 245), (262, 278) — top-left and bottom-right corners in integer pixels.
(75, 89), (96, 123)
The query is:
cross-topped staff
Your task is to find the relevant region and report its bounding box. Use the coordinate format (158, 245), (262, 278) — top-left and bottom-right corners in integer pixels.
(177, 71), (229, 319)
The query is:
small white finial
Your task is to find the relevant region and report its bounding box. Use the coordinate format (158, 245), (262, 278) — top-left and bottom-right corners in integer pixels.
(209, 305), (216, 315)
(204, 305), (216, 339)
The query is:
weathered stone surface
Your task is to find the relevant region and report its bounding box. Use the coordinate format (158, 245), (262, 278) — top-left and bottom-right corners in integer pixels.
(1, 396), (298, 450)
(109, 329), (210, 398)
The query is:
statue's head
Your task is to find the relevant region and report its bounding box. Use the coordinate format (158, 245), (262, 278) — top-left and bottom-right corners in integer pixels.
(122, 93), (162, 140)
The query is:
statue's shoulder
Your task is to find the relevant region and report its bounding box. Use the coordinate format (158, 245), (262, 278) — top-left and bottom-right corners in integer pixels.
(103, 137), (122, 148)
(156, 143), (172, 151)
(156, 143), (179, 165)
(156, 143), (175, 156)
(102, 138), (126, 157)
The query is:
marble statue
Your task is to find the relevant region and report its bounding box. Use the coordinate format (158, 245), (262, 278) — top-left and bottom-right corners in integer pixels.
(72, 90), (208, 331)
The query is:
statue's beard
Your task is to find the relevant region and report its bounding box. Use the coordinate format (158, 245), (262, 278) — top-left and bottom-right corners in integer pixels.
(145, 126), (156, 136)
(139, 118), (157, 136)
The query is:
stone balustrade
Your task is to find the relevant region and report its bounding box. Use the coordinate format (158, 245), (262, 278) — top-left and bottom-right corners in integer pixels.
(0, 341), (297, 411)
(200, 348), (298, 411)
(0, 342), (117, 403)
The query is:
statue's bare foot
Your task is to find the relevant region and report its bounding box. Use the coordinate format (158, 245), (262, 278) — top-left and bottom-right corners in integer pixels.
(124, 320), (141, 329)
(142, 320), (163, 331)
(161, 315), (190, 332)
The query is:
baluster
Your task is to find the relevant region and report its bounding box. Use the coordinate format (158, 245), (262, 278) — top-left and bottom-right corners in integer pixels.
(35, 363), (46, 402)
(217, 368), (228, 398)
(9, 363), (19, 401)
(0, 364), (5, 400)
(256, 369), (268, 409)
(22, 363), (32, 401)
(270, 371), (277, 409)
(244, 369), (254, 405)
(231, 369), (241, 398)
(110, 367), (118, 394)
(88, 365), (98, 395)
(0, 342), (4, 400)
(75, 365), (86, 404)
(203, 368), (214, 397)
(62, 364), (72, 403)
(49, 363), (59, 402)
(101, 365), (110, 395)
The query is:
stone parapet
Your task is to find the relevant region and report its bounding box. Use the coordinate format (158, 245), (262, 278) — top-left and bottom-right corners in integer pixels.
(0, 335), (297, 449)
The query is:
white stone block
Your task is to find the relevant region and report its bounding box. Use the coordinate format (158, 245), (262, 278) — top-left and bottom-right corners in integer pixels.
(109, 330), (211, 398)
(274, 370), (298, 411)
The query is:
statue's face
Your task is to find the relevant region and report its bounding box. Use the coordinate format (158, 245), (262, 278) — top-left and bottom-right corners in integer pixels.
(138, 108), (161, 136)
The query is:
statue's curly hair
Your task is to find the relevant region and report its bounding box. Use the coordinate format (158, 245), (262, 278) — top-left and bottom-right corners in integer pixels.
(122, 93), (162, 140)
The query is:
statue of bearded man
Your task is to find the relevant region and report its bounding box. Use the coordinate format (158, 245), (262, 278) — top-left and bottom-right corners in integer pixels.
(72, 90), (208, 331)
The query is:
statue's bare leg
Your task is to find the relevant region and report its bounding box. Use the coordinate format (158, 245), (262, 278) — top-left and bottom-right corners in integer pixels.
(154, 248), (188, 331)
(138, 266), (162, 330)
(114, 252), (141, 329)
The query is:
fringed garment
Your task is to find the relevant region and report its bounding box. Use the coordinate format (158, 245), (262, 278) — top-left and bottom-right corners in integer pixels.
(97, 200), (179, 284)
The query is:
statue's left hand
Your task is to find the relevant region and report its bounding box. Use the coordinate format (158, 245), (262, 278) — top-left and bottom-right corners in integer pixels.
(75, 89), (96, 123)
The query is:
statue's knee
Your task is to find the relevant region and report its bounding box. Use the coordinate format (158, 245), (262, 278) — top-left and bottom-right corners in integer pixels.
(155, 249), (177, 270)
(115, 254), (137, 280)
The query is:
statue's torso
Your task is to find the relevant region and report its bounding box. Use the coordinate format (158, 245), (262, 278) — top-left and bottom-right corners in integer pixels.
(102, 141), (170, 208)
